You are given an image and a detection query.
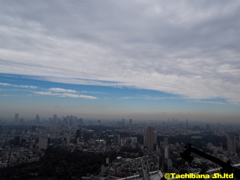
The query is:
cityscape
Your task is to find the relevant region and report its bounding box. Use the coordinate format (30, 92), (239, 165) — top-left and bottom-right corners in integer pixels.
(1, 0), (240, 179)
(0, 114), (240, 179)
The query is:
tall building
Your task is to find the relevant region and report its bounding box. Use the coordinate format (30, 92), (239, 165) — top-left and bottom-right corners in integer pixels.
(129, 119), (132, 126)
(19, 118), (24, 125)
(14, 136), (21, 146)
(69, 115), (73, 125)
(113, 134), (120, 145)
(144, 126), (157, 152)
(76, 129), (82, 142)
(164, 146), (169, 159)
(163, 137), (168, 147)
(36, 114), (40, 123)
(122, 119), (125, 126)
(65, 135), (70, 145)
(53, 114), (57, 122)
(226, 132), (236, 155)
(78, 118), (83, 124)
(39, 137), (48, 150)
(73, 116), (78, 121)
(14, 113), (19, 122)
(83, 130), (94, 142)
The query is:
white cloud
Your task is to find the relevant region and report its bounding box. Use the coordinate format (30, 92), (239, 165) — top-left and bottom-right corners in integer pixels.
(34, 91), (56, 96)
(59, 93), (97, 99)
(34, 91), (97, 99)
(0, 1), (240, 103)
(49, 88), (77, 93)
(0, 83), (37, 89)
(187, 100), (228, 105)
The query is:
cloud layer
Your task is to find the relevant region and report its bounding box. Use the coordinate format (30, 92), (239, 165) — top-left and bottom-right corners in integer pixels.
(0, 83), (97, 99)
(34, 91), (97, 99)
(48, 88), (77, 93)
(0, 0), (240, 103)
(0, 83), (37, 89)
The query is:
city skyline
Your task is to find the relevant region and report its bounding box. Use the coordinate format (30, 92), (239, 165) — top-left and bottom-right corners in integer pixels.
(1, 73), (239, 122)
(0, 1), (240, 122)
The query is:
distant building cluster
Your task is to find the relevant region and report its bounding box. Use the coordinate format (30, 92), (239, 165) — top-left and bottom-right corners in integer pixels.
(0, 113), (240, 179)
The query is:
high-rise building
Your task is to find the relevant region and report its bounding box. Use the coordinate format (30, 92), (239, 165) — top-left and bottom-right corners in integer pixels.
(78, 118), (83, 124)
(76, 129), (82, 142)
(167, 159), (172, 169)
(36, 114), (40, 123)
(144, 126), (157, 152)
(164, 146), (169, 159)
(14, 113), (19, 122)
(226, 132), (236, 155)
(65, 135), (70, 145)
(113, 134), (120, 145)
(163, 137), (168, 147)
(39, 137), (48, 150)
(14, 136), (21, 146)
(69, 115), (73, 125)
(32, 125), (37, 132)
(19, 118), (24, 125)
(83, 130), (94, 142)
(129, 119), (132, 126)
(53, 114), (57, 122)
(74, 116), (77, 121)
(122, 119), (125, 126)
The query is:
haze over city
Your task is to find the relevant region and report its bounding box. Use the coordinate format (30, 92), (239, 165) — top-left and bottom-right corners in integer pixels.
(0, 0), (240, 122)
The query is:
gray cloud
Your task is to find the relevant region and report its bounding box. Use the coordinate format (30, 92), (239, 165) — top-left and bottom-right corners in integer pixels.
(0, 0), (240, 103)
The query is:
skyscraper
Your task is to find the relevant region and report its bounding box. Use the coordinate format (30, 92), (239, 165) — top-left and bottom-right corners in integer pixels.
(144, 126), (157, 152)
(36, 114), (40, 123)
(39, 137), (48, 150)
(122, 119), (125, 126)
(129, 119), (132, 126)
(164, 146), (169, 159)
(113, 134), (120, 145)
(53, 114), (57, 122)
(163, 137), (168, 147)
(78, 118), (83, 124)
(14, 113), (19, 122)
(83, 130), (94, 142)
(226, 132), (236, 155)
(76, 129), (82, 142)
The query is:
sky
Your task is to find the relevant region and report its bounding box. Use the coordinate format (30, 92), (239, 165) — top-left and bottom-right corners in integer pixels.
(0, 0), (240, 122)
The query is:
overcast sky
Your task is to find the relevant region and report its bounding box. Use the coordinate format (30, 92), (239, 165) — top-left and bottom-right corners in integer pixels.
(0, 1), (240, 121)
